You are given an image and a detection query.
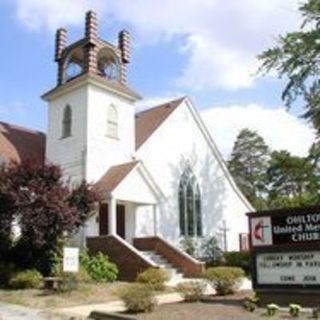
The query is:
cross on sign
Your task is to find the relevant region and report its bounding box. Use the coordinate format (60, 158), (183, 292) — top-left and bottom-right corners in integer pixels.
(251, 217), (272, 246)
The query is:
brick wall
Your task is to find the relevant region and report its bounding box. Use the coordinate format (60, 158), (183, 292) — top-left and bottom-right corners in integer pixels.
(133, 236), (204, 277)
(87, 235), (154, 281)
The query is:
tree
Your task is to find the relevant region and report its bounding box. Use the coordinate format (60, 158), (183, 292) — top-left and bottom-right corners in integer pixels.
(0, 165), (15, 261)
(267, 150), (319, 208)
(258, 0), (320, 137)
(228, 128), (270, 209)
(0, 160), (98, 275)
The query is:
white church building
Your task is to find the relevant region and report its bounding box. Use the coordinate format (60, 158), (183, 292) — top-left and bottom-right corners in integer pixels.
(1, 11), (252, 280)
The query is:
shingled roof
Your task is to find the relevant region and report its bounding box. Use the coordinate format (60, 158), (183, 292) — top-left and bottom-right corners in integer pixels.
(93, 161), (139, 195)
(0, 96), (184, 170)
(0, 122), (46, 164)
(135, 97), (185, 149)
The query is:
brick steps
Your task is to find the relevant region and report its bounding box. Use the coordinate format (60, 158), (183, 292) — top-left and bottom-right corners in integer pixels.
(139, 250), (184, 283)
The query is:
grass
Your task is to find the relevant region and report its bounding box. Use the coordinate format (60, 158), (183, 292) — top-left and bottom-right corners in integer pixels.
(0, 282), (123, 309)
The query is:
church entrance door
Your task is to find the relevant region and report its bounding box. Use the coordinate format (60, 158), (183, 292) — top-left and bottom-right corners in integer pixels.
(99, 203), (126, 239)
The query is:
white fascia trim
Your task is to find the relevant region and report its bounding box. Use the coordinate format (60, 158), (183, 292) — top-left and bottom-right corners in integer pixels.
(184, 97), (254, 211)
(112, 160), (165, 203)
(136, 161), (166, 201)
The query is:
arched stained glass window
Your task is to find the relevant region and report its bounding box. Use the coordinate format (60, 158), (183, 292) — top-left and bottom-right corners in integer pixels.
(179, 167), (202, 237)
(62, 105), (72, 138)
(107, 104), (118, 138)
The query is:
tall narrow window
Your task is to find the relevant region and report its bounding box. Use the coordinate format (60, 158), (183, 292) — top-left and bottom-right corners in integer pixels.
(107, 104), (118, 138)
(62, 105), (72, 138)
(179, 167), (202, 237)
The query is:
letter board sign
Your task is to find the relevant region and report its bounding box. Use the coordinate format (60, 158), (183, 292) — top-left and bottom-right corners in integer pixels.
(248, 206), (320, 292)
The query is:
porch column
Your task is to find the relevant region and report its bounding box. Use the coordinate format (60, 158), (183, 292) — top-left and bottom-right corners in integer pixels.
(153, 204), (158, 236)
(108, 195), (117, 235)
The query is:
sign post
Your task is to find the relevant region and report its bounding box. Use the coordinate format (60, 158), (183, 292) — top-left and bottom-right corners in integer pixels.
(248, 206), (320, 306)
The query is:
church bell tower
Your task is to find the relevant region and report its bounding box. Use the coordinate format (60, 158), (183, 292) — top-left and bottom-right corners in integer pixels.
(42, 11), (141, 185)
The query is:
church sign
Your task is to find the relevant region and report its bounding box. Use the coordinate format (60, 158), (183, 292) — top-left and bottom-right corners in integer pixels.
(256, 251), (320, 286)
(248, 206), (320, 294)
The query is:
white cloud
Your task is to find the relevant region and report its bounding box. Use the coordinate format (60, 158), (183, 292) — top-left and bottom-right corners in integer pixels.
(177, 35), (257, 90)
(201, 104), (315, 159)
(13, 0), (303, 90)
(15, 0), (91, 31)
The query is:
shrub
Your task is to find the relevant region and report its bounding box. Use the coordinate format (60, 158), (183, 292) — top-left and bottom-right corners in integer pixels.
(8, 269), (42, 289)
(223, 251), (251, 275)
(180, 237), (197, 257)
(204, 266), (244, 295)
(176, 281), (205, 302)
(56, 272), (79, 293)
(136, 268), (168, 291)
(0, 263), (16, 288)
(266, 303), (279, 317)
(84, 252), (118, 282)
(243, 300), (256, 312)
(312, 306), (320, 319)
(200, 236), (223, 266)
(289, 304), (301, 317)
(119, 284), (157, 313)
(243, 292), (259, 312)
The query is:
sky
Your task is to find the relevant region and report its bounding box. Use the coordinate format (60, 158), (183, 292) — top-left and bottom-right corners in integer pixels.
(0, 0), (316, 159)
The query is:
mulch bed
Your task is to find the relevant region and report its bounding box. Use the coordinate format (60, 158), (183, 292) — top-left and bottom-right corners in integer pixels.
(120, 291), (312, 320)
(136, 301), (258, 320)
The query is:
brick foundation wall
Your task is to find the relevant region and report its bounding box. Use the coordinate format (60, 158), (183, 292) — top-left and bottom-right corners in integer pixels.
(133, 236), (204, 277)
(87, 235), (155, 281)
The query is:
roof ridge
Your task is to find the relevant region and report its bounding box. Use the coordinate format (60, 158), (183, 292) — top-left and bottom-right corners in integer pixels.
(135, 96), (186, 117)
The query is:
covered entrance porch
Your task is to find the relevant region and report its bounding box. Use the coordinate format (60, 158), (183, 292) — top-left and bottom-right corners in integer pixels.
(87, 160), (204, 281)
(93, 160), (164, 243)
(98, 200), (159, 243)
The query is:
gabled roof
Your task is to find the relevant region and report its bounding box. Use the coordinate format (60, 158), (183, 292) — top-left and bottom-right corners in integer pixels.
(0, 122), (46, 164)
(135, 97), (186, 150)
(93, 161), (139, 195)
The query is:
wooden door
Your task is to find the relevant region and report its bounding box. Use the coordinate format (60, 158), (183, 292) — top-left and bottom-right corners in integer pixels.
(117, 204), (126, 239)
(99, 203), (109, 235)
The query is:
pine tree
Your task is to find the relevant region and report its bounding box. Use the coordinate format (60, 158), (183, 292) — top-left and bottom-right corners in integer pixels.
(267, 150), (319, 208)
(228, 128), (270, 209)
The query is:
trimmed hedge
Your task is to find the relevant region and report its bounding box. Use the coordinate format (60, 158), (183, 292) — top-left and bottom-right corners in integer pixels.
(136, 268), (168, 291)
(8, 269), (42, 289)
(223, 251), (251, 275)
(177, 281), (205, 302)
(119, 284), (157, 313)
(205, 266), (244, 295)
